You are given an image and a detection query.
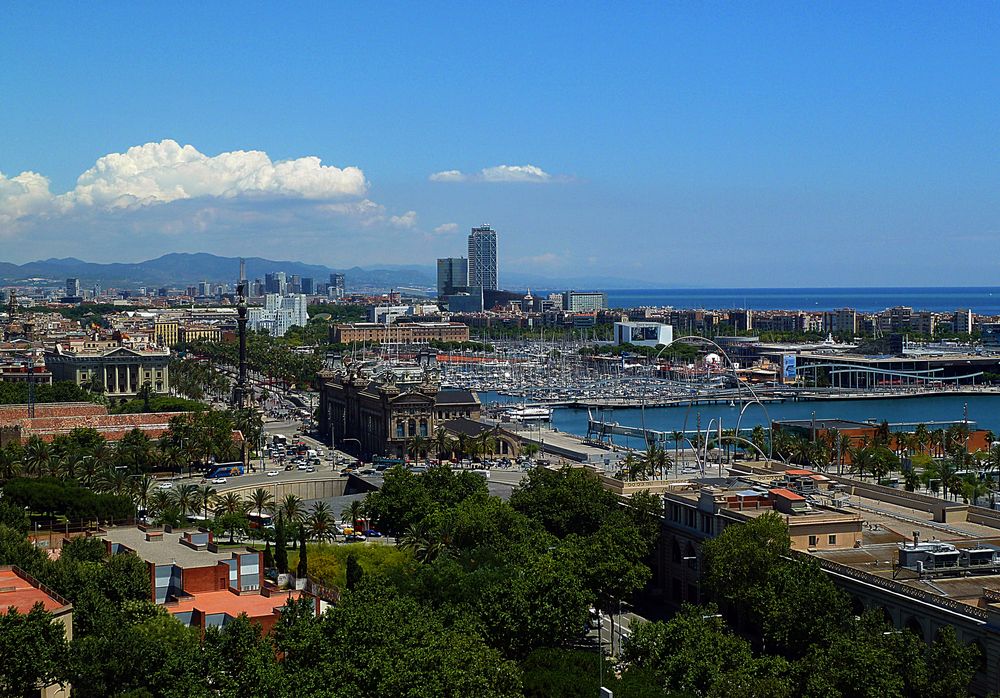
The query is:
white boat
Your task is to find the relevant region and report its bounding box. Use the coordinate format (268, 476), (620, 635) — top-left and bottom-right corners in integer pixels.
(503, 405), (554, 422)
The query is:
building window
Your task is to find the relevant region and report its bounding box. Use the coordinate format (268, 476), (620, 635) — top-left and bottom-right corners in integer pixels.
(396, 422), (405, 438)
(408, 419), (416, 437)
(809, 535), (818, 547)
(828, 534), (837, 545)
(419, 419), (428, 437)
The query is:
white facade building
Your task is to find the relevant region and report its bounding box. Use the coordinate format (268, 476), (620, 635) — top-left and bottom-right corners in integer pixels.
(248, 294), (309, 337)
(614, 321), (673, 347)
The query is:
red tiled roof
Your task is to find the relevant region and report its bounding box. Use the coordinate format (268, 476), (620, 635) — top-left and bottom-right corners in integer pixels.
(785, 469), (814, 476)
(769, 487), (806, 501)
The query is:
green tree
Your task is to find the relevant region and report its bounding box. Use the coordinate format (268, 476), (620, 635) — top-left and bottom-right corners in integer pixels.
(297, 528), (308, 579)
(510, 466), (619, 538)
(274, 512), (288, 574)
(0, 603), (69, 697)
(203, 613), (282, 698)
(346, 552), (364, 591)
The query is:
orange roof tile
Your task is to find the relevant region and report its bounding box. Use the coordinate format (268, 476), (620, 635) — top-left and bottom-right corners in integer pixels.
(769, 488), (806, 502)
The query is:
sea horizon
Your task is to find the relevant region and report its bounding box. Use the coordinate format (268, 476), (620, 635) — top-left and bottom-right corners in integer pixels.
(581, 286), (1000, 314)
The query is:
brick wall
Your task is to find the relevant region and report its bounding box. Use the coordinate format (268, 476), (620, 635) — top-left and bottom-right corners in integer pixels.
(0, 403), (107, 420)
(181, 564), (228, 594)
(9, 411), (190, 444)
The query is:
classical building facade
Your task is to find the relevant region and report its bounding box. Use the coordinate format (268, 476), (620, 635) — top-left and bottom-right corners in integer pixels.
(317, 367), (480, 459)
(45, 339), (170, 397)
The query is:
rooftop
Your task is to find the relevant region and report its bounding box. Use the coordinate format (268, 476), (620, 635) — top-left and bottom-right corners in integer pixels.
(0, 566), (70, 614)
(168, 588), (302, 619)
(102, 526), (255, 569)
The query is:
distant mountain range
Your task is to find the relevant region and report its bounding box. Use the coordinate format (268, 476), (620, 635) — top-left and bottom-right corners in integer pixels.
(0, 253), (661, 291)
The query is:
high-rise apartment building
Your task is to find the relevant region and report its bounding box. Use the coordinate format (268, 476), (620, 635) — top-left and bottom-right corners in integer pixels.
(436, 257), (469, 298)
(468, 225), (498, 290)
(822, 308), (858, 336)
(301, 277), (315, 295)
(562, 291), (607, 313)
(329, 273), (345, 299)
(954, 308), (974, 335)
(248, 294), (309, 337)
(264, 272), (287, 295)
(65, 278), (81, 299)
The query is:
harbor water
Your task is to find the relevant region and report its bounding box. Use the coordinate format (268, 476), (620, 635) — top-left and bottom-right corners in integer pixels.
(482, 392), (1000, 448)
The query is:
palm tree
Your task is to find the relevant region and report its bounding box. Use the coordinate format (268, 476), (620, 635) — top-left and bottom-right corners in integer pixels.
(216, 492), (245, 517)
(247, 487), (275, 518)
(196, 484), (219, 521)
(475, 430), (497, 461)
(399, 520), (445, 563)
(132, 475), (155, 514)
(147, 489), (172, 519)
(520, 442), (540, 461)
(342, 500), (365, 532)
(750, 427), (766, 463)
(456, 433), (472, 460)
(642, 442), (670, 480)
(173, 483), (200, 520)
(672, 430), (686, 468)
(407, 435), (429, 462)
(279, 493), (306, 524)
(432, 426), (453, 460)
(308, 501), (335, 543)
(914, 423), (930, 455)
(22, 436), (52, 478)
(960, 474), (989, 505)
(0, 444), (23, 482)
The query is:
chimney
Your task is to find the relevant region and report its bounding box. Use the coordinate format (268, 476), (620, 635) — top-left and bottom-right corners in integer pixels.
(913, 530), (920, 548)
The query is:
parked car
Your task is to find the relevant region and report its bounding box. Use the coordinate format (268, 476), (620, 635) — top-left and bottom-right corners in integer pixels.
(363, 529), (383, 538)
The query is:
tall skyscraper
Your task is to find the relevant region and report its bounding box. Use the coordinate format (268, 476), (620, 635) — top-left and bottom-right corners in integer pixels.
(468, 225), (498, 290)
(330, 273), (345, 298)
(65, 278), (81, 298)
(437, 257), (468, 298)
(264, 272), (287, 295)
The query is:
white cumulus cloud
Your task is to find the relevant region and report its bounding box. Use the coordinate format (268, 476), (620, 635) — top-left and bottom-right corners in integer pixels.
(390, 210), (418, 228)
(0, 139), (370, 226)
(429, 164), (554, 183)
(433, 222), (459, 234)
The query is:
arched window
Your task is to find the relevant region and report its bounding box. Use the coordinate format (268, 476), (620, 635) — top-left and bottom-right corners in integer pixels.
(408, 419), (417, 437)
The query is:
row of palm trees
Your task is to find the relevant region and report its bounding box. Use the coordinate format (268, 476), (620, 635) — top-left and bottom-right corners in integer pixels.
(140, 483), (370, 545)
(0, 409), (264, 488)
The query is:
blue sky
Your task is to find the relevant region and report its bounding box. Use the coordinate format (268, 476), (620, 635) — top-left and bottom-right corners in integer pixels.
(1, 3), (998, 286)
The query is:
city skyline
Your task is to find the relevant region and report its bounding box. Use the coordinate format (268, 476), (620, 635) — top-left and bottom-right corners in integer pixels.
(1, 5), (998, 287)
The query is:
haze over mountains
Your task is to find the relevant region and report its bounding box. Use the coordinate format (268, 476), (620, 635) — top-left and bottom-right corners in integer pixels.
(0, 253), (659, 291)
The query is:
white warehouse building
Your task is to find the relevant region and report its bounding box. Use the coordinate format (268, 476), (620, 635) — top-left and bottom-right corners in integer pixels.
(614, 321), (673, 347)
